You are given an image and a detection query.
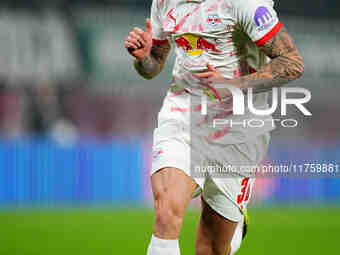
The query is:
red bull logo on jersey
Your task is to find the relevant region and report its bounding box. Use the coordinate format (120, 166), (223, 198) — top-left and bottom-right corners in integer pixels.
(175, 34), (221, 56)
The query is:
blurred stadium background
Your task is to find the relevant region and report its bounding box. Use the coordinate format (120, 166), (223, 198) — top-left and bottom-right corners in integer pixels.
(0, 0), (339, 254)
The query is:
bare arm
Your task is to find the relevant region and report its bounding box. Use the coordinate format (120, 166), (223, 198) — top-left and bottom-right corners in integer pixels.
(195, 26), (304, 98)
(134, 42), (171, 80)
(235, 26), (304, 93)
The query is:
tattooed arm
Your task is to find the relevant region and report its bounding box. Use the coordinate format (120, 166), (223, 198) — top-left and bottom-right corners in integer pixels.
(133, 42), (171, 80)
(235, 26), (304, 93)
(125, 18), (171, 80)
(195, 26), (304, 98)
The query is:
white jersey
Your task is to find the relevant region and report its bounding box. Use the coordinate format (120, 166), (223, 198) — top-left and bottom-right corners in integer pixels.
(151, 0), (283, 144)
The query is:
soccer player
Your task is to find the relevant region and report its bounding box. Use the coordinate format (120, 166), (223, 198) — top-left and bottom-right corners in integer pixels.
(125, 0), (304, 254)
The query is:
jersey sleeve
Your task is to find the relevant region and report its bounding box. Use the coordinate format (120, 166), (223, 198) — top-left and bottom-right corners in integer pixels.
(232, 0), (283, 46)
(150, 0), (168, 45)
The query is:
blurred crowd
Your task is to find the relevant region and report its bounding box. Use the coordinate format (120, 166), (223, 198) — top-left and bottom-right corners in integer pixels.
(0, 2), (338, 142)
(0, 80), (159, 140)
(0, 6), (161, 140)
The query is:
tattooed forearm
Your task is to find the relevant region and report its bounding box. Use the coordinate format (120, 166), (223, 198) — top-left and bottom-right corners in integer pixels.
(235, 27), (304, 93)
(134, 55), (159, 79)
(134, 42), (171, 80)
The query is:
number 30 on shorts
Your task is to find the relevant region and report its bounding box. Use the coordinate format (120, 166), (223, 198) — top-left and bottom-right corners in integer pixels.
(237, 177), (252, 210)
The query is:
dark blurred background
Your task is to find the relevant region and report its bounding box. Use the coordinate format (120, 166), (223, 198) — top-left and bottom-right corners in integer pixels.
(0, 1), (339, 254)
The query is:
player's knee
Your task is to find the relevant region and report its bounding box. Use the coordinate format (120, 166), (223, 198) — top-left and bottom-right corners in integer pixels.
(153, 192), (185, 236)
(154, 198), (184, 228)
(155, 206), (183, 230)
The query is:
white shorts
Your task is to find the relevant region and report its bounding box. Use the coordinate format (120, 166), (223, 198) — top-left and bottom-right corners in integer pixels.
(151, 91), (271, 222)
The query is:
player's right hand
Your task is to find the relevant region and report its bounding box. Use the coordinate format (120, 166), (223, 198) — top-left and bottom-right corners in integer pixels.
(125, 19), (153, 61)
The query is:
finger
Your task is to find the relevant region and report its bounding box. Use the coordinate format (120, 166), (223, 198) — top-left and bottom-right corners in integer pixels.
(133, 27), (145, 36)
(127, 36), (142, 48)
(133, 28), (147, 44)
(126, 39), (140, 49)
(206, 63), (217, 72)
(193, 72), (215, 78)
(145, 18), (152, 34)
(128, 32), (144, 47)
(125, 39), (140, 50)
(129, 32), (143, 43)
(125, 41), (137, 50)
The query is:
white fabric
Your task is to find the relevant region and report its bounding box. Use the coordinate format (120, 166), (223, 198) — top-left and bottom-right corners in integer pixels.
(151, 94), (271, 220)
(150, 0), (279, 75)
(230, 215), (243, 255)
(147, 235), (181, 255)
(150, 0), (281, 144)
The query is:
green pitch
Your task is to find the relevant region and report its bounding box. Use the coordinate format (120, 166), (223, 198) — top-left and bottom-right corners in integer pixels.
(0, 207), (339, 255)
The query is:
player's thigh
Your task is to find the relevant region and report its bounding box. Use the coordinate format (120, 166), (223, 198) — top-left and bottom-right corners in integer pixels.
(196, 198), (238, 255)
(151, 167), (198, 235)
(151, 167), (197, 208)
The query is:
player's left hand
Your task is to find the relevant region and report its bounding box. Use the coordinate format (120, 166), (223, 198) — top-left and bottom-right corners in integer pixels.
(194, 64), (233, 99)
(193, 63), (224, 80)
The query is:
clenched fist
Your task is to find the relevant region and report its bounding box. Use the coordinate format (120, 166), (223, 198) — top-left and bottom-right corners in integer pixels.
(125, 19), (153, 61)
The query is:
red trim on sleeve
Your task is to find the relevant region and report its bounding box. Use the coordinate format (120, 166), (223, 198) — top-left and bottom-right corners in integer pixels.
(255, 21), (283, 47)
(152, 39), (168, 46)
